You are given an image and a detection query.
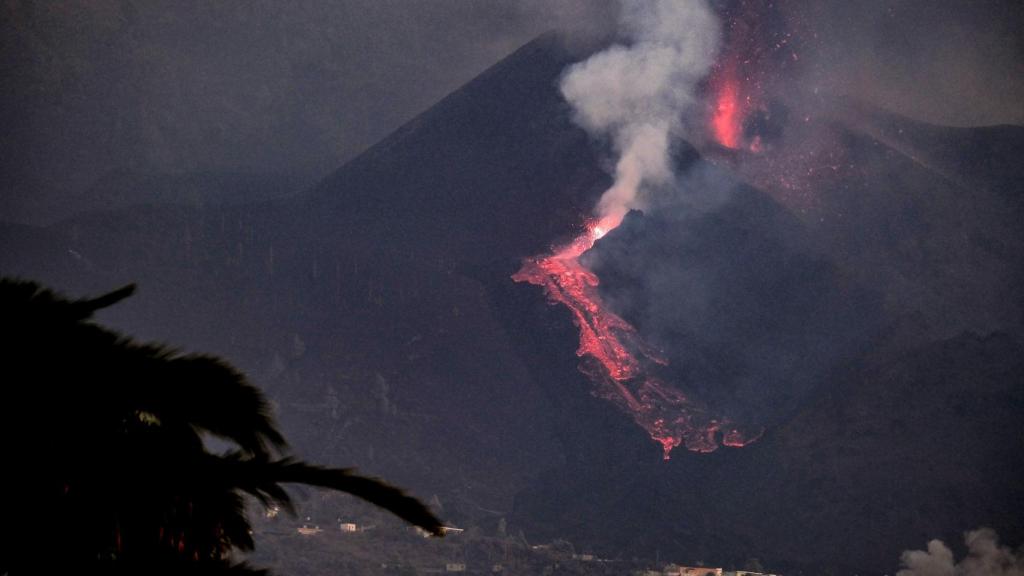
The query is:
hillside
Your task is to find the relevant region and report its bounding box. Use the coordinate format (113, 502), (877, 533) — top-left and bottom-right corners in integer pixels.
(1, 32), (1022, 574)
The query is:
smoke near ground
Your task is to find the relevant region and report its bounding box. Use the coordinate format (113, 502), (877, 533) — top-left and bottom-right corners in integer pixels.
(899, 529), (1024, 576)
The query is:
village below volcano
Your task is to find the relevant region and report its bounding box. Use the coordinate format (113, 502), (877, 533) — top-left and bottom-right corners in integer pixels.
(251, 506), (786, 576)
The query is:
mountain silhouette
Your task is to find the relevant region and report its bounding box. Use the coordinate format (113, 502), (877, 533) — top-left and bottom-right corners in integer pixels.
(1, 32), (1022, 574)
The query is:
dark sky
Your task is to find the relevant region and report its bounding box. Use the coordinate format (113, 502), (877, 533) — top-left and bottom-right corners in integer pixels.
(1, 0), (1020, 223)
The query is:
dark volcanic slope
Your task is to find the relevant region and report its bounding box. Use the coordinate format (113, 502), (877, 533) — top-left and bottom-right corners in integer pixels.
(2, 32), (1023, 575)
(512, 101), (1024, 573)
(0, 33), (611, 518)
(303, 32), (609, 265)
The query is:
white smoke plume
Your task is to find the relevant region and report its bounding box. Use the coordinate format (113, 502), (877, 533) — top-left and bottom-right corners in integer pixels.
(559, 0), (721, 226)
(898, 528), (1024, 576)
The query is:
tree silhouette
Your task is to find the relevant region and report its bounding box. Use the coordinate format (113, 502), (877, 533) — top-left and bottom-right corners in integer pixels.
(0, 279), (443, 574)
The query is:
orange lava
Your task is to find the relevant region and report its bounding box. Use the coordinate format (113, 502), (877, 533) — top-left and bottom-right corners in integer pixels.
(513, 218), (760, 459)
(711, 65), (743, 149)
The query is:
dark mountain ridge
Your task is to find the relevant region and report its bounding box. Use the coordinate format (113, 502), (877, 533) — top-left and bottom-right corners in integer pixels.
(1, 32), (1022, 574)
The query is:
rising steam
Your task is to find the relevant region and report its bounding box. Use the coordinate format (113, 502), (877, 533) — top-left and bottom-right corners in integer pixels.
(899, 528), (1024, 576)
(559, 0), (721, 226)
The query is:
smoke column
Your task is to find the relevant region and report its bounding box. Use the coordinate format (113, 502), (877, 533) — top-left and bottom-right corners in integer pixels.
(560, 0), (720, 227)
(514, 0), (761, 458)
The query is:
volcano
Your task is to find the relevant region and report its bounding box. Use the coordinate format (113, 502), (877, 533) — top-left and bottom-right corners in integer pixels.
(2, 32), (1023, 574)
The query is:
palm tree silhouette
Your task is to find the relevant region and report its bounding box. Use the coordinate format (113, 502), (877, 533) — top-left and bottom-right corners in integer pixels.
(0, 279), (442, 574)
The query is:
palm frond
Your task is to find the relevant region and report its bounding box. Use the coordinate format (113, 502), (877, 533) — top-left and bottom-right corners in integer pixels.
(129, 352), (286, 456)
(2, 277), (447, 573)
(215, 455), (444, 536)
(72, 284), (137, 318)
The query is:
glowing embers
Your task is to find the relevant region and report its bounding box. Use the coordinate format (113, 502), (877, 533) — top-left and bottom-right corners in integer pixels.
(707, 60), (771, 154)
(710, 64), (744, 150)
(513, 220), (761, 459)
(705, 0), (795, 153)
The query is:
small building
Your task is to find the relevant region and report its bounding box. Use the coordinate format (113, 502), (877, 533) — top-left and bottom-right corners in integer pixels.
(340, 522), (358, 532)
(297, 524), (322, 536)
(445, 562), (466, 572)
(667, 566), (723, 576)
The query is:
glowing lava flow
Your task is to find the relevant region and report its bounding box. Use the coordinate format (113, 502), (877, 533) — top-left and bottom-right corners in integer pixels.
(513, 217), (761, 459)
